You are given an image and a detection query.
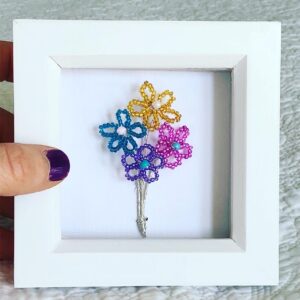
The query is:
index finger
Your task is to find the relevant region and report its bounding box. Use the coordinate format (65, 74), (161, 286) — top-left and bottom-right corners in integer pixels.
(0, 108), (14, 219)
(0, 41), (13, 82)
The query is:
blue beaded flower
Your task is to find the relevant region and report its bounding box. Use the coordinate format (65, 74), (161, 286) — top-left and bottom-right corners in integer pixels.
(99, 109), (147, 154)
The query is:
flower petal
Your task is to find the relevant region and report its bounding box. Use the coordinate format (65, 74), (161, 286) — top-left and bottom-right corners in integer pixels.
(127, 99), (149, 117)
(155, 140), (169, 155)
(158, 122), (175, 141)
(150, 155), (165, 169)
(121, 153), (137, 167)
(137, 144), (155, 160)
(99, 122), (118, 138)
(178, 143), (193, 159)
(142, 109), (160, 131)
(175, 125), (190, 143)
(125, 163), (142, 181)
(140, 81), (156, 104)
(108, 135), (126, 152)
(116, 109), (131, 128)
(122, 136), (138, 154)
(158, 107), (181, 124)
(128, 122), (147, 138)
(141, 167), (159, 183)
(158, 89), (175, 109)
(164, 151), (183, 169)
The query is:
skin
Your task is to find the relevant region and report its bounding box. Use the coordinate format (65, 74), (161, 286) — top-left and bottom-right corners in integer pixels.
(0, 41), (68, 260)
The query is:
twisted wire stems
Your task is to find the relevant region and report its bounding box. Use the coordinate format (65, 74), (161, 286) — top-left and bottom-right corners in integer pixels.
(135, 179), (148, 238)
(135, 133), (149, 237)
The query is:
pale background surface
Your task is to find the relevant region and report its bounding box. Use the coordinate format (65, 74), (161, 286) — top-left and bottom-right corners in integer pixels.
(60, 69), (231, 239)
(0, 0), (299, 299)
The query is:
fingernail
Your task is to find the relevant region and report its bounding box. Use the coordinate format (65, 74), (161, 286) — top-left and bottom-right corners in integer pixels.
(45, 149), (70, 181)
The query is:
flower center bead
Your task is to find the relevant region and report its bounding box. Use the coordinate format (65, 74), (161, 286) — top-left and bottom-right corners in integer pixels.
(117, 126), (127, 136)
(172, 142), (181, 150)
(152, 101), (161, 110)
(139, 159), (150, 169)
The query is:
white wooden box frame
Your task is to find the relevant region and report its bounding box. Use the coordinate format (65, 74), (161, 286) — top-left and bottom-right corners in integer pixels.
(14, 20), (281, 287)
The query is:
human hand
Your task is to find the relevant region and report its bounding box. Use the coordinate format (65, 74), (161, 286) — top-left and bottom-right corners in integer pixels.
(0, 41), (70, 260)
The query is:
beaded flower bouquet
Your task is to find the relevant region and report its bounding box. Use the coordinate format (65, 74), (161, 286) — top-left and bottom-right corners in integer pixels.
(99, 81), (193, 237)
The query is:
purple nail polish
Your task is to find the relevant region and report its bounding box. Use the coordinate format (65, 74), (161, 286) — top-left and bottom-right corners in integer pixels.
(46, 149), (70, 181)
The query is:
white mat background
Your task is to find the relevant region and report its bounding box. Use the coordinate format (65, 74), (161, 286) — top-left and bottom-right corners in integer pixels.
(60, 69), (231, 239)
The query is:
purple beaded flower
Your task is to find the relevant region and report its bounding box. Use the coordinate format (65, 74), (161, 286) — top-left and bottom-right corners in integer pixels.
(121, 144), (165, 183)
(155, 122), (192, 169)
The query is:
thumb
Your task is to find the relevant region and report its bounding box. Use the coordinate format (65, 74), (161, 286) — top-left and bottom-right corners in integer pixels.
(0, 143), (70, 196)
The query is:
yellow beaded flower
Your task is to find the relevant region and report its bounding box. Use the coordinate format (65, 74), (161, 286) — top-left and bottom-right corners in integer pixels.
(127, 81), (181, 131)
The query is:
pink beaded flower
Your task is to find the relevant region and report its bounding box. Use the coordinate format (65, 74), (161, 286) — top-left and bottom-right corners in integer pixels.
(155, 122), (193, 169)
